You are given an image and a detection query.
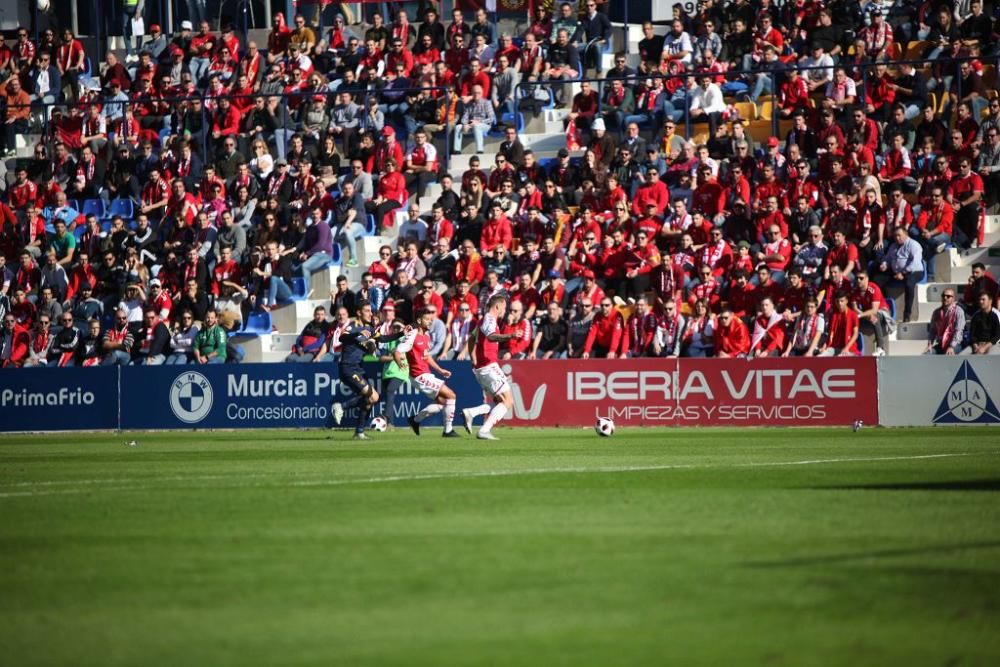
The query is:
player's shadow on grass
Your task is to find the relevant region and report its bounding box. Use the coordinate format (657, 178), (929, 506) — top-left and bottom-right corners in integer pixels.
(745, 540), (1000, 568)
(812, 479), (1000, 492)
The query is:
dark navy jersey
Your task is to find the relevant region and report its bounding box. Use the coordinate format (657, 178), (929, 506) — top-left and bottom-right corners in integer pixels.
(338, 319), (403, 368)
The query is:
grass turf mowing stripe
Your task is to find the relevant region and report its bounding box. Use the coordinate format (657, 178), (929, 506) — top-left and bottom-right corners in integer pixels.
(1, 451), (993, 498)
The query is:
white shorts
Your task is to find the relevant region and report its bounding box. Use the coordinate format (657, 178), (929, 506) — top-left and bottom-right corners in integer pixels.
(473, 363), (510, 398)
(414, 373), (445, 398)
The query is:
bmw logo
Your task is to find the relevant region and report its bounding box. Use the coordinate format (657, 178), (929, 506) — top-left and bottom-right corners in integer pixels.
(169, 372), (214, 424)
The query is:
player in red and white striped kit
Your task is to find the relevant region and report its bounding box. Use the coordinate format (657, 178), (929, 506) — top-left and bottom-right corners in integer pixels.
(463, 295), (517, 441)
(394, 308), (461, 437)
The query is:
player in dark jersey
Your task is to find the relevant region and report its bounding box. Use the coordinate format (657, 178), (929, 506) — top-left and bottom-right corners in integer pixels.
(331, 301), (404, 439)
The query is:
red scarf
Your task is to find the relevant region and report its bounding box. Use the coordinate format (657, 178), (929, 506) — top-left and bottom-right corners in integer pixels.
(268, 172), (286, 196)
(79, 157), (95, 182)
(936, 304), (960, 349)
(700, 240), (726, 270)
(751, 311), (783, 350)
(661, 311), (682, 346)
(686, 314), (709, 338)
(32, 330), (50, 354)
(121, 116), (137, 139)
(793, 312), (820, 350)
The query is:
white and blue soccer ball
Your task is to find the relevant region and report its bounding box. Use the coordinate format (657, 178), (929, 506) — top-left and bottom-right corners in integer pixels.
(595, 417), (616, 437)
(370, 416), (388, 432)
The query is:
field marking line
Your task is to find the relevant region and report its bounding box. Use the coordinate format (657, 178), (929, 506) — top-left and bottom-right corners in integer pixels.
(287, 452), (990, 488)
(1, 451), (993, 499)
(0, 471), (295, 488)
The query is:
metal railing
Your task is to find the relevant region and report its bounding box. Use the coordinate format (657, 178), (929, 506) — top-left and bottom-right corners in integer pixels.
(514, 53), (983, 142)
(19, 81), (458, 167)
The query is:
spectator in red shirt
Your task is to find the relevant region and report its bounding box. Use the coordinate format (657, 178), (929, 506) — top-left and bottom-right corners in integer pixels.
(756, 224), (792, 283)
(480, 203), (514, 255)
(582, 296), (624, 359)
(947, 157), (984, 248)
(631, 168), (670, 216)
(912, 185), (954, 280)
(368, 159), (407, 233)
(500, 300), (533, 359)
(824, 230), (859, 281)
(714, 309), (750, 358)
(749, 297), (787, 357)
(819, 291), (860, 356)
(852, 270), (890, 356)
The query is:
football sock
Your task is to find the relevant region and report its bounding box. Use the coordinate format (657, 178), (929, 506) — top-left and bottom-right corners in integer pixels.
(345, 394), (366, 410)
(443, 399), (456, 432)
(480, 403), (508, 434)
(415, 403), (443, 423)
(356, 402), (373, 434)
(468, 404), (491, 419)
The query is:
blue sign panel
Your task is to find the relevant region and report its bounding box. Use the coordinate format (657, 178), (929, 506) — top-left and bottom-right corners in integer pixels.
(0, 366), (120, 432)
(120, 362), (480, 431)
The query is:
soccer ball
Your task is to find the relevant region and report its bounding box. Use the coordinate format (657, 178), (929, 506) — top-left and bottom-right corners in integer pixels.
(370, 416), (388, 432)
(594, 417), (615, 437)
(38, 0), (51, 12)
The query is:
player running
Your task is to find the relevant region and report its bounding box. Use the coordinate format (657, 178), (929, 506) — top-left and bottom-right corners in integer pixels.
(463, 295), (516, 441)
(395, 308), (461, 437)
(331, 301), (403, 439)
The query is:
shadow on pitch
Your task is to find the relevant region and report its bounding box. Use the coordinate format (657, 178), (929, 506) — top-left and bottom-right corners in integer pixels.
(745, 541), (1000, 569)
(811, 479), (1000, 492)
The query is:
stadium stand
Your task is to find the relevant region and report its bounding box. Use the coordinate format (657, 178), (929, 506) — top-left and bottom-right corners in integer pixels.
(0, 1), (998, 368)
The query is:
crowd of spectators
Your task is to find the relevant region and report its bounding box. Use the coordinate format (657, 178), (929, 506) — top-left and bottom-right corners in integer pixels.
(0, 1), (999, 368)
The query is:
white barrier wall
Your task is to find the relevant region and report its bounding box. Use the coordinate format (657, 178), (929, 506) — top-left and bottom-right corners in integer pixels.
(878, 357), (1000, 426)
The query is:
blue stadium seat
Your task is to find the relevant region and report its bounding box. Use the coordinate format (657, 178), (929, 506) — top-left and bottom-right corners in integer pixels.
(73, 225), (87, 241)
(82, 199), (105, 219)
(242, 310), (272, 336)
(500, 111), (525, 132)
(329, 243), (342, 265)
(290, 277), (309, 300)
(105, 198), (134, 221)
(158, 128), (171, 147)
(538, 157), (558, 174)
(365, 213), (376, 235)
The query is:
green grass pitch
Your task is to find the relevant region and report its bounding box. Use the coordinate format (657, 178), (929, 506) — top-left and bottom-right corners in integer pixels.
(1, 426), (999, 666)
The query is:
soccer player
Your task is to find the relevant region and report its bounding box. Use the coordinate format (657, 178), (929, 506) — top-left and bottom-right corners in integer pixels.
(395, 308), (461, 437)
(463, 295), (516, 441)
(331, 301), (402, 439)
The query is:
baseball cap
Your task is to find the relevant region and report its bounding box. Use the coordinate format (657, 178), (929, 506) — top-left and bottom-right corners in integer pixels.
(381, 126), (395, 137)
(149, 278), (162, 287)
(382, 300), (395, 311)
(767, 136), (779, 148)
(582, 269), (595, 279)
(737, 240), (751, 249)
(149, 24), (161, 33)
(180, 20), (193, 30)
(592, 118), (605, 132)
(313, 94), (326, 103)
(275, 158), (288, 166)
